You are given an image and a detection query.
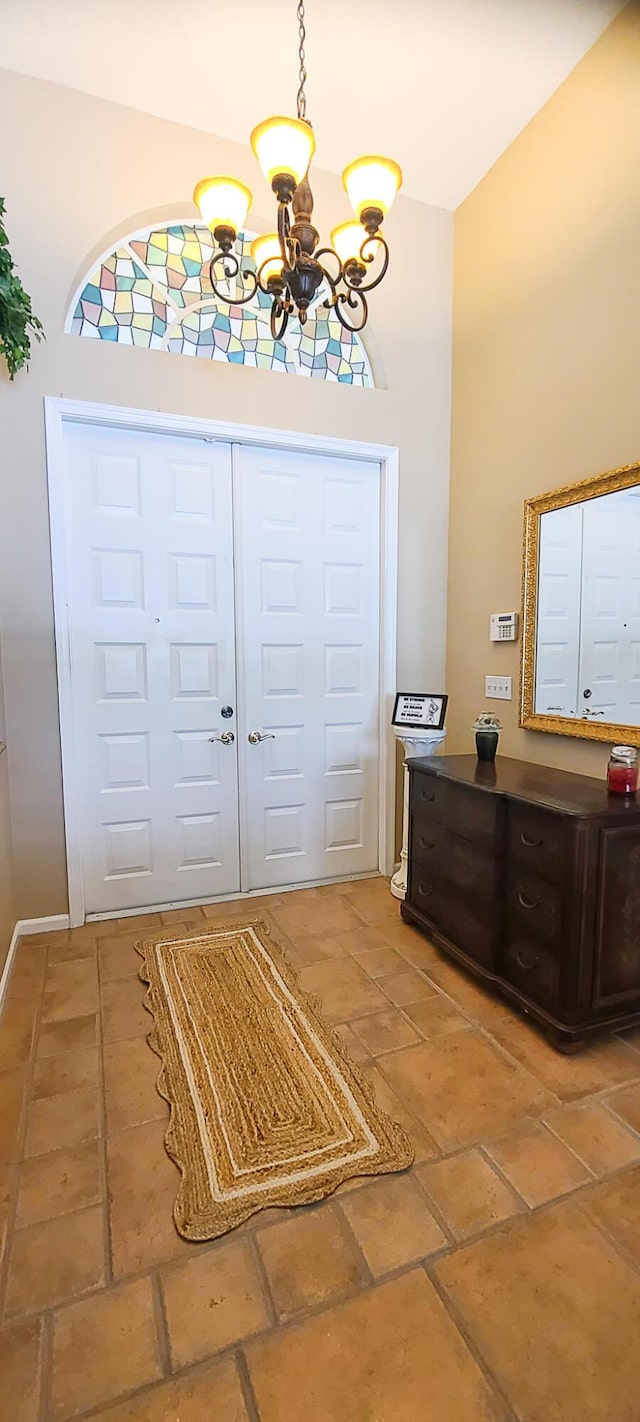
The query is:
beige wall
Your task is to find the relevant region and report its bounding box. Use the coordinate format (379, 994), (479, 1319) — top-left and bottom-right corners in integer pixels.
(0, 634), (15, 973)
(447, 2), (640, 776)
(0, 70), (453, 918)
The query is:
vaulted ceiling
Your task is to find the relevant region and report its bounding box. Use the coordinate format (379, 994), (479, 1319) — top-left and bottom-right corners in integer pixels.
(0, 0), (624, 210)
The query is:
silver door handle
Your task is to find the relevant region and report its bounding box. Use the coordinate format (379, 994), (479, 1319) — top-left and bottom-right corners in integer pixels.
(248, 730), (275, 744)
(209, 730), (235, 745)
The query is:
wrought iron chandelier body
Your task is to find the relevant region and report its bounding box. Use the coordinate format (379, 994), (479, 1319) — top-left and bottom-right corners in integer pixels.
(194, 1), (401, 339)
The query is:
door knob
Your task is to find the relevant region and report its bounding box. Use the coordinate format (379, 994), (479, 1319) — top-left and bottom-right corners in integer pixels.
(248, 730), (275, 744)
(209, 730), (235, 745)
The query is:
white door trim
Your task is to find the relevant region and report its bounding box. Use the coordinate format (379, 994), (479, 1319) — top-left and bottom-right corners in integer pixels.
(44, 396), (399, 926)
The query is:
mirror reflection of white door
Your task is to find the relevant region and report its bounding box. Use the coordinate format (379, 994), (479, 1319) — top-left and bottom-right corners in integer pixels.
(579, 497), (640, 725)
(535, 503), (582, 716)
(65, 424), (241, 913)
(234, 444), (381, 891)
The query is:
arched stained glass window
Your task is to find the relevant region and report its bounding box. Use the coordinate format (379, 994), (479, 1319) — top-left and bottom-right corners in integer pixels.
(68, 222), (373, 386)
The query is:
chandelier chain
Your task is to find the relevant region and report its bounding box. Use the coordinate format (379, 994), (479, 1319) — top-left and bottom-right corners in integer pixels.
(296, 0), (307, 121)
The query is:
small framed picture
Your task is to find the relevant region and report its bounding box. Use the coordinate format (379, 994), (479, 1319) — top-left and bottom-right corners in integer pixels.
(392, 692), (448, 731)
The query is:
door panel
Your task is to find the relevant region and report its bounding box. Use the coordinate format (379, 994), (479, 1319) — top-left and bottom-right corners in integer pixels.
(234, 444), (381, 890)
(579, 499), (640, 726)
(64, 423), (240, 912)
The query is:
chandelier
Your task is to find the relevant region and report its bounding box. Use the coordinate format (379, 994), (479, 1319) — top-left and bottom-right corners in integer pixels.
(193, 0), (401, 338)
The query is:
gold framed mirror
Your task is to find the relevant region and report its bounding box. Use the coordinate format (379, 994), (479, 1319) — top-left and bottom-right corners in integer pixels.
(520, 460), (640, 745)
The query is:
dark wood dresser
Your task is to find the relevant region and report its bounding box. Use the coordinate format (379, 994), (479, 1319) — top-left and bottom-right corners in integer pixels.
(401, 754), (640, 1050)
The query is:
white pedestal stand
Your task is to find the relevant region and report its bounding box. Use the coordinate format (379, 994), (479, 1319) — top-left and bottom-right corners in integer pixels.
(390, 731), (447, 901)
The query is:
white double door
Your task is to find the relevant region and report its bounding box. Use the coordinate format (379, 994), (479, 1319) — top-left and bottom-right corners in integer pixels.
(62, 423), (381, 914)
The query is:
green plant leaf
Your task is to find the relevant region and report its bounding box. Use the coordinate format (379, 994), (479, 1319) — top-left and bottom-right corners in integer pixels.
(0, 196), (45, 380)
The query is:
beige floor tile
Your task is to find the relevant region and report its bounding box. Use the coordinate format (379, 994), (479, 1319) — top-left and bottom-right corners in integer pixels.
(45, 958), (98, 997)
(161, 1237), (270, 1368)
(391, 930), (442, 971)
(24, 1087), (99, 1158)
(543, 1101), (640, 1176)
(0, 1316), (44, 1422)
(382, 1031), (555, 1152)
(420, 958), (511, 1023)
(297, 958), (388, 1024)
(0, 997), (37, 1072)
(107, 1118), (193, 1277)
(98, 934), (144, 983)
(6, 946), (47, 1000)
(104, 1036), (167, 1134)
(47, 934), (97, 966)
(279, 933), (349, 967)
(273, 898), (364, 942)
(351, 1009), (421, 1057)
(379, 967), (438, 1008)
(257, 1205), (363, 1320)
(245, 1268), (507, 1422)
(486, 1122), (592, 1207)
(16, 1139), (101, 1226)
(434, 1202), (640, 1422)
(607, 1080), (640, 1135)
(101, 978), (150, 1043)
(418, 1148), (521, 1241)
(32, 1046), (99, 1099)
(340, 1174), (446, 1274)
(490, 1016), (640, 1102)
(335, 925), (395, 956)
(5, 1205), (105, 1315)
(333, 1022), (370, 1063)
(36, 1014), (97, 1058)
(0, 1065), (27, 1165)
(360, 1062), (439, 1163)
(159, 905), (206, 925)
(41, 980), (98, 1026)
(0, 1161), (15, 1265)
(50, 1276), (162, 1421)
(403, 994), (472, 1040)
(117, 912), (162, 930)
(352, 945), (408, 979)
(87, 1356), (250, 1421)
(581, 1164), (640, 1266)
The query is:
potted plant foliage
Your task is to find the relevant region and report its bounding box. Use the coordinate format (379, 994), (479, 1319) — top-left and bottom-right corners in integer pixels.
(0, 197), (44, 379)
(472, 713), (502, 763)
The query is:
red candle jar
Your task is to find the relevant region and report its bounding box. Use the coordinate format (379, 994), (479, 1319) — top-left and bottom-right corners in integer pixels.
(607, 745), (639, 795)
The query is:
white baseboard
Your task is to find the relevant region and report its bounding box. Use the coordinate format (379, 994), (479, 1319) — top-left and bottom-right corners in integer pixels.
(0, 913), (70, 1017)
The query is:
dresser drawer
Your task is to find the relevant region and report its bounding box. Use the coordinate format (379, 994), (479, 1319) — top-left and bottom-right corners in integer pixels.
(438, 892), (496, 970)
(440, 780), (498, 852)
(439, 829), (498, 907)
(508, 803), (568, 884)
(506, 869), (564, 949)
(408, 862), (439, 923)
(412, 770), (442, 818)
(410, 814), (441, 871)
(503, 934), (560, 1009)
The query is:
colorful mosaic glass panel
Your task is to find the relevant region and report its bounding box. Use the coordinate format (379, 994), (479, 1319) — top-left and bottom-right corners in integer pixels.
(71, 248), (169, 347)
(71, 223), (373, 384)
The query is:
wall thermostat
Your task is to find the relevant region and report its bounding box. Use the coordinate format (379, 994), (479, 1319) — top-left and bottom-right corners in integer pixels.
(490, 612), (519, 642)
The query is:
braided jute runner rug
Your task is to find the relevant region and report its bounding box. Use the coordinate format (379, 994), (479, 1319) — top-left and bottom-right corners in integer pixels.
(137, 917), (414, 1240)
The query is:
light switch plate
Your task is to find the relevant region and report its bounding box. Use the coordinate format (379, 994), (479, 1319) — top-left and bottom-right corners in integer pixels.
(485, 676), (512, 700)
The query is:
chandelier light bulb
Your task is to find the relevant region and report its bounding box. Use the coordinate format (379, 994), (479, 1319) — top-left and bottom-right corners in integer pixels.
(331, 221), (366, 266)
(250, 116), (316, 192)
(250, 233), (284, 283)
(342, 156), (403, 225)
(193, 177), (252, 239)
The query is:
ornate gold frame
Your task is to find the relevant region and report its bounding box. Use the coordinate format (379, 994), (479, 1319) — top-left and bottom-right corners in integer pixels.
(520, 460), (640, 745)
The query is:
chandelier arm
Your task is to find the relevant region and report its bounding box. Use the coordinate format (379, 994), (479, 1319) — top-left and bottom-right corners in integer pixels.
(270, 295), (291, 341)
(208, 250), (259, 306)
(277, 202), (298, 272)
(333, 289), (369, 334)
(343, 233), (390, 295)
(314, 247), (342, 294)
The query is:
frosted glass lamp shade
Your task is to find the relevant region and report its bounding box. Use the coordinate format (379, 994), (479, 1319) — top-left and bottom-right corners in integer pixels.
(250, 116), (315, 188)
(342, 156), (402, 222)
(331, 221), (366, 266)
(193, 177), (252, 236)
(251, 233), (283, 283)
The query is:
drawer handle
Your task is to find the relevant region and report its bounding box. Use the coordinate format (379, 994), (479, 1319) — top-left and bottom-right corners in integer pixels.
(418, 883), (434, 898)
(420, 791), (436, 804)
(518, 888), (540, 911)
(520, 831), (543, 849)
(419, 838), (435, 852)
(515, 947), (538, 972)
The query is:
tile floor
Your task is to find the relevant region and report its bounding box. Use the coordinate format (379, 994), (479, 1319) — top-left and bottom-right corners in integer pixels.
(2, 877), (640, 1419)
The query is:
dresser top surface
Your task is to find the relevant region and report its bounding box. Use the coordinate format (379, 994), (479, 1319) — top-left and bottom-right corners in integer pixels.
(410, 754), (640, 818)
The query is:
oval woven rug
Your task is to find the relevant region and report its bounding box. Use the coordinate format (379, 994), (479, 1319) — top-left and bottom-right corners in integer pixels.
(136, 917), (414, 1240)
